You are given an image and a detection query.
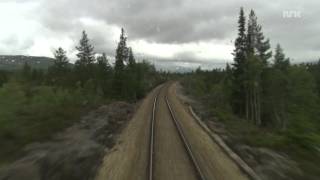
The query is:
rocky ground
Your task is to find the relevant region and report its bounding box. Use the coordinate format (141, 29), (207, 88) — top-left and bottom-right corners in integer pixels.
(176, 83), (303, 180)
(0, 102), (134, 180)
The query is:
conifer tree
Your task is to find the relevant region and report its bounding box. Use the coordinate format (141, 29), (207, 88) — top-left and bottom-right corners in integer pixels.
(233, 7), (247, 71)
(247, 10), (258, 54)
(274, 44), (290, 70)
(96, 53), (112, 96)
(53, 47), (69, 70)
(113, 28), (128, 98)
(232, 7), (247, 116)
(97, 53), (111, 71)
(114, 28), (127, 72)
(246, 10), (272, 65)
(74, 30), (95, 85)
(263, 44), (290, 129)
(256, 26), (272, 65)
(244, 54), (263, 125)
(128, 47), (136, 68)
(48, 47), (70, 86)
(243, 9), (272, 125)
(75, 31), (95, 66)
(127, 47), (138, 100)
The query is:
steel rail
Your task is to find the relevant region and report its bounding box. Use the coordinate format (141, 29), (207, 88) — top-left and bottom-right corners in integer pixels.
(148, 89), (161, 180)
(165, 96), (207, 180)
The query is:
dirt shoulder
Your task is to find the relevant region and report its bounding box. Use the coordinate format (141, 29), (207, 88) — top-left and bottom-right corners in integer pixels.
(95, 85), (161, 180)
(0, 101), (134, 180)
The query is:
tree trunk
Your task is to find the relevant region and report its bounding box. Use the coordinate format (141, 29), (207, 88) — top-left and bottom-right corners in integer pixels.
(246, 86), (249, 120)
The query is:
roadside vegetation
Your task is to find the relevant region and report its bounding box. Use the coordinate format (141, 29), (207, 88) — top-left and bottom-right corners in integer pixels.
(0, 28), (163, 164)
(182, 8), (320, 179)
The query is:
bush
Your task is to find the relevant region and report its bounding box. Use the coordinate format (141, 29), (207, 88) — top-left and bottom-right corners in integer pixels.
(0, 82), (103, 163)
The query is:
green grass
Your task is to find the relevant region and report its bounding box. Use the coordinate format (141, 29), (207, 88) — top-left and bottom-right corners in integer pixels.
(203, 106), (320, 179)
(0, 82), (104, 164)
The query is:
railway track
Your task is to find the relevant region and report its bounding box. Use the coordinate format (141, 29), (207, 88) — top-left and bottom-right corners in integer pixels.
(148, 86), (207, 180)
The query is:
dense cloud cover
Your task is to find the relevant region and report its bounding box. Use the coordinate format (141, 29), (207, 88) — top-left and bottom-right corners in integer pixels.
(0, 0), (319, 69)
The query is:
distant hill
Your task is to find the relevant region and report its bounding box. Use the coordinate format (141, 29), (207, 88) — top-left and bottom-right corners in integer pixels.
(0, 55), (55, 71)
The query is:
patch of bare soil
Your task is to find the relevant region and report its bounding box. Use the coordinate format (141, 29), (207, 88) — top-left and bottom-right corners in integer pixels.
(0, 102), (134, 180)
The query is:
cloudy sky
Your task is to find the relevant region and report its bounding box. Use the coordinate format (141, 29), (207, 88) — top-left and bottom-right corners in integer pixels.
(0, 0), (319, 69)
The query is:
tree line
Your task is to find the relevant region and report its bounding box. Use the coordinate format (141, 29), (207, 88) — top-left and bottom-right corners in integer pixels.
(183, 7), (320, 153)
(19, 28), (162, 101)
(230, 7), (320, 131)
(0, 28), (164, 161)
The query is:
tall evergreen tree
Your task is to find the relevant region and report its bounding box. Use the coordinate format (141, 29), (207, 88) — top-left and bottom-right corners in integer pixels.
(247, 10), (258, 54)
(244, 54), (263, 125)
(95, 53), (112, 96)
(256, 25), (272, 65)
(53, 47), (69, 68)
(113, 28), (128, 98)
(128, 47), (136, 68)
(75, 31), (95, 66)
(114, 28), (127, 72)
(246, 10), (272, 65)
(48, 47), (70, 86)
(74, 30), (95, 85)
(244, 9), (272, 125)
(263, 44), (290, 129)
(127, 47), (139, 100)
(96, 53), (111, 71)
(232, 7), (247, 116)
(233, 7), (247, 71)
(274, 44), (290, 70)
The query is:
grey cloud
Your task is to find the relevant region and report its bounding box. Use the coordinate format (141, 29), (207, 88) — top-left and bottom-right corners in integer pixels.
(37, 0), (251, 43)
(2, 0), (320, 66)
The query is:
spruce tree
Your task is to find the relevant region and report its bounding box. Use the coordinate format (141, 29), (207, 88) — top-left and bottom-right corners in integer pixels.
(74, 30), (95, 85)
(97, 53), (111, 70)
(232, 7), (247, 116)
(113, 28), (128, 98)
(274, 44), (290, 70)
(245, 9), (272, 125)
(233, 7), (247, 71)
(96, 53), (112, 96)
(246, 10), (272, 65)
(127, 47), (139, 100)
(48, 47), (70, 86)
(128, 47), (136, 68)
(262, 44), (290, 129)
(53, 47), (69, 70)
(247, 10), (258, 54)
(75, 31), (95, 66)
(114, 28), (127, 72)
(243, 54), (263, 125)
(256, 25), (272, 65)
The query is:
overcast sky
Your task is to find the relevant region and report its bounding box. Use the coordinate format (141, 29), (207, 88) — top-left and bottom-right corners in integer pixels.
(0, 0), (319, 69)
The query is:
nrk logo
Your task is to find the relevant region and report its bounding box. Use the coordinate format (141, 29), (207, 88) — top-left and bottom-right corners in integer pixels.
(283, 10), (302, 18)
